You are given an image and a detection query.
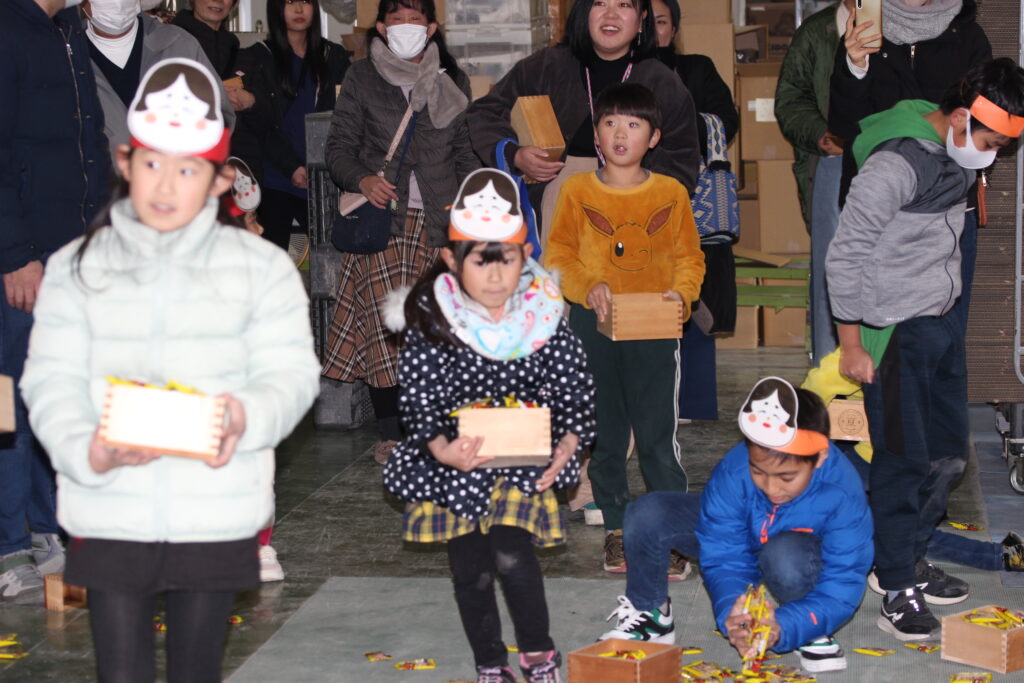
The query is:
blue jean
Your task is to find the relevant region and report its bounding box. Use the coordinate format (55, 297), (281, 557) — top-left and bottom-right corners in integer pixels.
(624, 491), (822, 611)
(839, 444), (1002, 571)
(809, 155), (842, 363)
(864, 314), (969, 590)
(0, 279), (60, 556)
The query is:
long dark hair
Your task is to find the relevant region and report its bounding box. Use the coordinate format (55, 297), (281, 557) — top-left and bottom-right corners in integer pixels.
(75, 150), (243, 275)
(404, 241), (519, 347)
(365, 0), (462, 80)
(561, 0), (659, 62)
(266, 0), (329, 99)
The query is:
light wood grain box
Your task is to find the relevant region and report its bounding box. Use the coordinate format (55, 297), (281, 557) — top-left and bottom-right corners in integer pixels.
(568, 638), (681, 683)
(596, 293), (684, 341)
(942, 605), (1024, 674)
(44, 574), (87, 612)
(828, 398), (870, 442)
(0, 374), (14, 433)
(99, 384), (225, 462)
(458, 407), (551, 468)
(511, 96), (565, 182)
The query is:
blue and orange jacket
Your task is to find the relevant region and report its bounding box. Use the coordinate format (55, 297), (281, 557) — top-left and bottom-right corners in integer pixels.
(696, 442), (873, 652)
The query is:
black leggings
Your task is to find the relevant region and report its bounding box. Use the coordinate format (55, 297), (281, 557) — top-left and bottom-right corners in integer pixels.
(258, 188), (308, 250)
(88, 589), (236, 683)
(447, 525), (554, 668)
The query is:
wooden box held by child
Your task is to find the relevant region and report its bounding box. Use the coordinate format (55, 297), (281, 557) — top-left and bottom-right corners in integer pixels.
(99, 381), (226, 462)
(456, 398), (552, 468)
(596, 293), (684, 341)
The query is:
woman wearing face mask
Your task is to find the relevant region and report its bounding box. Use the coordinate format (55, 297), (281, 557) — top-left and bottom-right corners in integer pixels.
(321, 0), (479, 465)
(81, 0), (235, 163)
(230, 0), (350, 250)
(650, 0), (737, 424)
(467, 0), (700, 246)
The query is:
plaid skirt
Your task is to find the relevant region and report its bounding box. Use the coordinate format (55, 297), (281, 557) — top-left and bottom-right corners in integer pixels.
(403, 478), (567, 549)
(321, 210), (438, 388)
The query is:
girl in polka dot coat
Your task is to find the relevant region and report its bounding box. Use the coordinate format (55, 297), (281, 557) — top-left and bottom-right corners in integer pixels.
(381, 169), (596, 683)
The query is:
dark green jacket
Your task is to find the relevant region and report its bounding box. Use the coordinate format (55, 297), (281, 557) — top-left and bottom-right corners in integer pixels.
(774, 3), (842, 226)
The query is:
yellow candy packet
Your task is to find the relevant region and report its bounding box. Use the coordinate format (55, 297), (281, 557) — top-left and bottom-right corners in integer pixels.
(852, 647), (896, 656)
(393, 657), (436, 670)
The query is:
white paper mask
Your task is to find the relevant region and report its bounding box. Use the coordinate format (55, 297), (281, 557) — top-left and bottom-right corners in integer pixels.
(449, 169), (524, 243)
(738, 376), (799, 449)
(127, 58), (225, 158)
(227, 157), (261, 211)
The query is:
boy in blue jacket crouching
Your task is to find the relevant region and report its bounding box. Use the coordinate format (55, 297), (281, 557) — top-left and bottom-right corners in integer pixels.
(600, 377), (873, 674)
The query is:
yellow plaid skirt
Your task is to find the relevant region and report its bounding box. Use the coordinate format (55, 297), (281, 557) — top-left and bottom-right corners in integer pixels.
(403, 477), (566, 548)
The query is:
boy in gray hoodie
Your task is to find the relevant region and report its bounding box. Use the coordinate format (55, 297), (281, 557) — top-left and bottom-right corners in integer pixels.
(826, 58), (1024, 642)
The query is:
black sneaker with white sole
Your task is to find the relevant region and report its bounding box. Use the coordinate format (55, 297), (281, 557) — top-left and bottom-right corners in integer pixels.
(913, 558), (969, 605)
(798, 635), (848, 673)
(867, 559), (970, 606)
(877, 588), (940, 641)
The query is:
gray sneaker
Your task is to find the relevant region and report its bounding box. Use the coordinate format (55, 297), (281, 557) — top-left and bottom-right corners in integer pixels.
(31, 533), (65, 575)
(0, 550), (44, 605)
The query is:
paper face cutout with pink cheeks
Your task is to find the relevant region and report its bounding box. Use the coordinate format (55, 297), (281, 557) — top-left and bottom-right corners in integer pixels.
(127, 58), (224, 157)
(738, 376), (799, 449)
(448, 169), (527, 244)
(226, 157), (261, 212)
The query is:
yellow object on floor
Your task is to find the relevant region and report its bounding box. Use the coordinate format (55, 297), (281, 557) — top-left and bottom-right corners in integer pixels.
(801, 349), (874, 462)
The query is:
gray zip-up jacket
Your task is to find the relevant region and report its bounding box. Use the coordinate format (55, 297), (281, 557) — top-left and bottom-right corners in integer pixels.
(826, 137), (974, 328)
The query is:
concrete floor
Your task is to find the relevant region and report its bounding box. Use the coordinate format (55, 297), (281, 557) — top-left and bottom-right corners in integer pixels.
(0, 347), (1018, 681)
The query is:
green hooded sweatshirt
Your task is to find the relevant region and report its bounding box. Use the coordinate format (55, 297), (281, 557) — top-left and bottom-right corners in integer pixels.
(848, 99), (942, 364)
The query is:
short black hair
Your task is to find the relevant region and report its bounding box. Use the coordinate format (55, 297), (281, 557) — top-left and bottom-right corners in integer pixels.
(745, 389), (831, 466)
(594, 83), (662, 132)
(561, 0), (659, 62)
(941, 57), (1024, 135)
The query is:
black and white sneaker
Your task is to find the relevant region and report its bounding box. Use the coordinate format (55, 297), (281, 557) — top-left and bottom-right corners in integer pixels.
(867, 559), (969, 606)
(877, 588), (940, 641)
(599, 595), (675, 644)
(798, 635), (848, 673)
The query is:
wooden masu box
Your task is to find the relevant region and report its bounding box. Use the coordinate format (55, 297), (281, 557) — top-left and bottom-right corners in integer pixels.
(597, 293), (684, 341)
(457, 407), (551, 468)
(44, 574), (87, 611)
(568, 638), (682, 683)
(941, 605), (1024, 673)
(510, 96), (565, 183)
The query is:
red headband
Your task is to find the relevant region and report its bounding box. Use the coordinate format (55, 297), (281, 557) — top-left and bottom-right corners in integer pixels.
(130, 129), (231, 164)
(969, 95), (1024, 138)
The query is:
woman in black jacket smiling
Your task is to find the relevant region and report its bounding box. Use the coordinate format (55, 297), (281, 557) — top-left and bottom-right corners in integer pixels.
(232, 0), (350, 249)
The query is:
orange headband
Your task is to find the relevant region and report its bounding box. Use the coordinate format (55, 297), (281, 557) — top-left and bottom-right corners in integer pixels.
(969, 95), (1024, 138)
(773, 429), (829, 457)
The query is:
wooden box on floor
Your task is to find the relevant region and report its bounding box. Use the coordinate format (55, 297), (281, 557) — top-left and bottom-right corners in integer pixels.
(941, 605), (1024, 674)
(828, 399), (870, 442)
(568, 638), (681, 683)
(596, 293), (684, 341)
(458, 407), (551, 468)
(511, 96), (565, 181)
(44, 574), (87, 611)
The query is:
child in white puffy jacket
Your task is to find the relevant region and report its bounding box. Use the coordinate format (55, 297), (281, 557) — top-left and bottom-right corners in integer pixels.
(19, 58), (320, 683)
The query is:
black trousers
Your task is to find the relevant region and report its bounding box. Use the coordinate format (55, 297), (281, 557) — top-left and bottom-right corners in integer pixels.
(258, 188), (308, 250)
(88, 589), (236, 683)
(447, 525), (554, 668)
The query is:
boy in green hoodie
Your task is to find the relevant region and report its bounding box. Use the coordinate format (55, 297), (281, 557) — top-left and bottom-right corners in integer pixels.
(826, 58), (1024, 642)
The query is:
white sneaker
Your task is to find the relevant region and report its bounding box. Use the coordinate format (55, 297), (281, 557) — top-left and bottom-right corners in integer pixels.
(259, 545), (285, 582)
(582, 503), (604, 526)
(798, 635), (848, 672)
(599, 595), (675, 644)
(32, 533), (65, 575)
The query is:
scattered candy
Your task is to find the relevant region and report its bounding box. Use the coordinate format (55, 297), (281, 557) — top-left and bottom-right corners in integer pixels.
(153, 617), (166, 633)
(450, 394), (540, 416)
(226, 615), (243, 626)
(393, 658), (436, 671)
(960, 605), (1024, 630)
(852, 647), (895, 656)
(950, 673), (992, 683)
(363, 651), (392, 662)
(739, 584), (773, 672)
(599, 649), (646, 660)
(947, 521), (984, 531)
(903, 642), (940, 654)
(0, 646), (27, 660)
(506, 644), (519, 652)
(681, 660), (733, 680)
(681, 646), (704, 655)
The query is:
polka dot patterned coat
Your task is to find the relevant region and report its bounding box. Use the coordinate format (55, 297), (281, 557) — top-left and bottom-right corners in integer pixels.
(382, 316), (597, 522)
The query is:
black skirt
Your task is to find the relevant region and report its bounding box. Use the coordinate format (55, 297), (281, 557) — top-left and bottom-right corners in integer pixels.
(64, 536), (259, 593)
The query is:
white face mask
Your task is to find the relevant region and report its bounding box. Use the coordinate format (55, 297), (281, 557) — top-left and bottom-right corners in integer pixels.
(946, 111), (997, 170)
(88, 0), (141, 35)
(386, 23), (429, 60)
(64, 0), (84, 7)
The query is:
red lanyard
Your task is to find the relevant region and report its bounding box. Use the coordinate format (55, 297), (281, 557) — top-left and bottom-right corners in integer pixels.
(585, 61), (634, 166)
